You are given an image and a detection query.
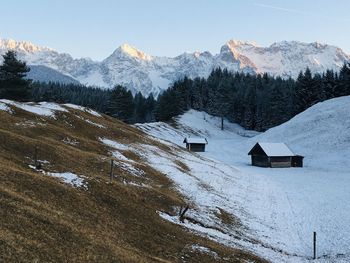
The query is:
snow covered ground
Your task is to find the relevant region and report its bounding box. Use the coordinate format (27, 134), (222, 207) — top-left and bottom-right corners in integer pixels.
(0, 99), (68, 117)
(29, 165), (88, 190)
(136, 96), (350, 262)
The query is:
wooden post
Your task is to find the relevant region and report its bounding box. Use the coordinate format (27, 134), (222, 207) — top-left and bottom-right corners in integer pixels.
(221, 116), (224, 130)
(313, 231), (317, 260)
(109, 159), (114, 183)
(179, 205), (189, 223)
(34, 146), (39, 169)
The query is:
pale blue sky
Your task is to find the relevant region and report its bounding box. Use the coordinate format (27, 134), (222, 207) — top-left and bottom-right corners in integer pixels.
(0, 0), (349, 60)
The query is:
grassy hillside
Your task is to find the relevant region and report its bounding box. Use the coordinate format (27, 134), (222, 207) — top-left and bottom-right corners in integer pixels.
(0, 101), (266, 263)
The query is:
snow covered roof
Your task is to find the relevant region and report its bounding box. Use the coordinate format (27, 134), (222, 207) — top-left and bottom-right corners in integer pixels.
(183, 137), (208, 144)
(250, 142), (295, 157)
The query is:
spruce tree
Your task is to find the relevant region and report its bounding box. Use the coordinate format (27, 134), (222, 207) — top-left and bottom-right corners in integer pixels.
(216, 80), (231, 130)
(295, 68), (317, 113)
(133, 92), (147, 123)
(106, 85), (134, 123)
(266, 84), (288, 129)
(242, 82), (257, 130)
(145, 93), (156, 122)
(337, 63), (350, 96)
(323, 70), (336, 99)
(0, 50), (32, 101)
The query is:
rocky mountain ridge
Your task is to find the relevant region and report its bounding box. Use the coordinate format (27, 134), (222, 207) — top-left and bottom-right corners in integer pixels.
(1, 38), (349, 97)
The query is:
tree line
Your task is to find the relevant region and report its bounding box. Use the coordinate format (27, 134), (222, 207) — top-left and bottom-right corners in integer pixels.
(155, 65), (350, 131)
(1, 50), (350, 131)
(31, 83), (157, 123)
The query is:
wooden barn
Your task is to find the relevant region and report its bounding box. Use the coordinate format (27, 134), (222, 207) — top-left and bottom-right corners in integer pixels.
(248, 142), (304, 168)
(183, 137), (208, 152)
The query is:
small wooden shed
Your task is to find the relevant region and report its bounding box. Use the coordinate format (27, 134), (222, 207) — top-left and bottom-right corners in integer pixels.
(183, 137), (208, 152)
(248, 142), (303, 168)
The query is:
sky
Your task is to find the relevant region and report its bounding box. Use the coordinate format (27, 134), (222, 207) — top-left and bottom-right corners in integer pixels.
(0, 0), (349, 60)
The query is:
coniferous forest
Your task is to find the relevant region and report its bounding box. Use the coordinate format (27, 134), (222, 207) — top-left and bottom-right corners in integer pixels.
(155, 65), (350, 131)
(1, 51), (350, 131)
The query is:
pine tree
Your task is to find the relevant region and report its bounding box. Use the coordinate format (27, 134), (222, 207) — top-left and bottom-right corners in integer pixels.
(145, 93), (156, 122)
(295, 68), (318, 113)
(242, 81), (257, 130)
(106, 85), (134, 123)
(266, 84), (288, 129)
(323, 70), (336, 99)
(0, 50), (32, 101)
(155, 88), (182, 121)
(337, 63), (350, 96)
(133, 92), (147, 123)
(216, 79), (231, 130)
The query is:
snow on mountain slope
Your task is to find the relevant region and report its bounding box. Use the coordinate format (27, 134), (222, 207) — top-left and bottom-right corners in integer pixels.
(1, 38), (349, 97)
(136, 96), (350, 262)
(224, 40), (349, 78)
(0, 38), (102, 86)
(27, 65), (80, 85)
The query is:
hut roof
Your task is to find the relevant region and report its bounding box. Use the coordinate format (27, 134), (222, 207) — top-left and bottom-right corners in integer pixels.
(249, 142), (294, 157)
(183, 137), (208, 144)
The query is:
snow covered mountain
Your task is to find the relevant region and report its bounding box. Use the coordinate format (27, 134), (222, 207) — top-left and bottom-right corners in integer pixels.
(27, 65), (80, 85)
(1, 38), (349, 97)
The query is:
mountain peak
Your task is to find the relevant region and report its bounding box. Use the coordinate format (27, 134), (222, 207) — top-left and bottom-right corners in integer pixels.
(226, 39), (258, 48)
(0, 38), (53, 53)
(118, 43), (152, 60)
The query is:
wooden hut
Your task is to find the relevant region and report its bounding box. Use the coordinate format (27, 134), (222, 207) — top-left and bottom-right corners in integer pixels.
(248, 142), (303, 168)
(183, 137), (208, 152)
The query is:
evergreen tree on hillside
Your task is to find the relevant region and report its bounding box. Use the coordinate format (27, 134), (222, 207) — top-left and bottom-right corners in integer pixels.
(0, 50), (32, 101)
(133, 92), (151, 123)
(133, 92), (144, 122)
(313, 73), (325, 101)
(216, 79), (231, 130)
(266, 83), (289, 129)
(337, 63), (350, 96)
(295, 68), (318, 113)
(144, 93), (156, 122)
(323, 70), (336, 99)
(242, 81), (257, 130)
(106, 85), (134, 123)
(254, 74), (265, 131)
(155, 88), (183, 121)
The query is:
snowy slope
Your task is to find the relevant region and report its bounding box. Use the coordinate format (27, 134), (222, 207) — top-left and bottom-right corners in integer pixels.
(1, 38), (349, 97)
(136, 97), (350, 262)
(2, 96), (349, 261)
(27, 65), (80, 85)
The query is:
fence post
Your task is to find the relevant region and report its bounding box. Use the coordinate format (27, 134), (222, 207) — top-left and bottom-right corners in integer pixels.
(109, 159), (114, 183)
(313, 231), (317, 260)
(34, 146), (40, 169)
(179, 205), (189, 223)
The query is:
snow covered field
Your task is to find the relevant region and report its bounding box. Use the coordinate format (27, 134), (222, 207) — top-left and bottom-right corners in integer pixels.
(136, 96), (350, 262)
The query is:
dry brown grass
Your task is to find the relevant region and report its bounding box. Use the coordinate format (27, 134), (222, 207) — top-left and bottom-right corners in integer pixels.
(0, 104), (268, 263)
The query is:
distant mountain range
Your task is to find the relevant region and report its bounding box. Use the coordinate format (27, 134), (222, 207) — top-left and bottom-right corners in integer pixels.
(1, 38), (349, 97)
